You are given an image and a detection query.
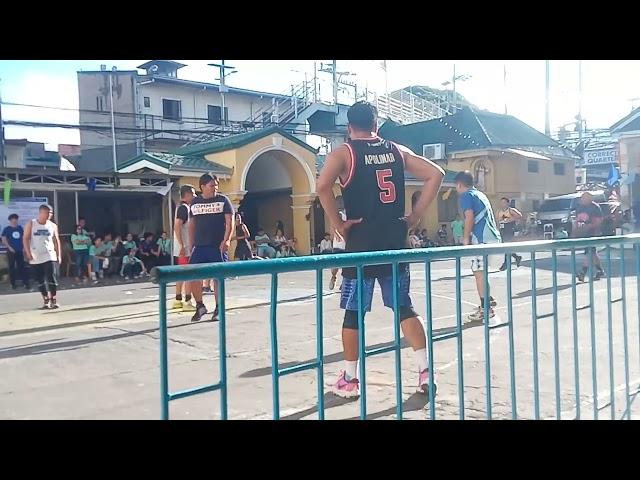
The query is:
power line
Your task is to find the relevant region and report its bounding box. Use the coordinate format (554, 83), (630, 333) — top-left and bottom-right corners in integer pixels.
(4, 118), (349, 138)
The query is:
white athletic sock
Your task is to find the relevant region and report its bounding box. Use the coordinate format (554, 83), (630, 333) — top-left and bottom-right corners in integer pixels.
(415, 348), (428, 373)
(344, 360), (358, 380)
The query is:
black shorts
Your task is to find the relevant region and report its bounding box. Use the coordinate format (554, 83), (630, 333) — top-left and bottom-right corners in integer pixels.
(33, 260), (58, 288)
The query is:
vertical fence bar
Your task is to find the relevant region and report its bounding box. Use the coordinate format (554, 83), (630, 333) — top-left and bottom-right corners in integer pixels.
(588, 252), (598, 420)
(636, 244), (640, 382)
(218, 277), (228, 420)
(391, 262), (403, 420)
(159, 281), (169, 420)
(571, 249), (580, 419)
(552, 250), (561, 419)
(455, 257), (465, 420)
(315, 269), (325, 420)
(531, 251), (540, 419)
(357, 266), (367, 420)
(425, 261), (436, 419)
(619, 243), (631, 420)
(482, 254), (492, 419)
(605, 246), (615, 419)
(269, 273), (280, 420)
(506, 254), (517, 420)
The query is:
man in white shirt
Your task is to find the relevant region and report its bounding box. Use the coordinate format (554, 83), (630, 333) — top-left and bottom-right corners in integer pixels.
(319, 233), (333, 254)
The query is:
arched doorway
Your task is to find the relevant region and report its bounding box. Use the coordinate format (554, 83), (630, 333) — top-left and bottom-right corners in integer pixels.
(238, 148), (315, 253)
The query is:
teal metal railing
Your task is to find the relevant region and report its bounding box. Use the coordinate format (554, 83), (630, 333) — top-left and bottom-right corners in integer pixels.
(152, 234), (640, 420)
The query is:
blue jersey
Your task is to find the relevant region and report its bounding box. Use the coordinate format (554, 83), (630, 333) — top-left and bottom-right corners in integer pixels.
(459, 188), (501, 244)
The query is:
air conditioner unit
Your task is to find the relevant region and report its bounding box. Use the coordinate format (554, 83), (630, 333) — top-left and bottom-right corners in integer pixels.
(422, 143), (445, 160)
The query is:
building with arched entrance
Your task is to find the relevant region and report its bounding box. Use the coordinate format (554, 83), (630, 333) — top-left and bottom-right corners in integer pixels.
(120, 127), (319, 255)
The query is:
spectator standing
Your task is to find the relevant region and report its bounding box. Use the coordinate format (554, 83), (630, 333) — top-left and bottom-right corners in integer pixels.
(233, 213), (253, 261)
(139, 233), (156, 272)
(497, 197), (523, 271)
(2, 213), (30, 290)
(70, 224), (91, 281)
(451, 214), (464, 246)
(155, 231), (172, 266)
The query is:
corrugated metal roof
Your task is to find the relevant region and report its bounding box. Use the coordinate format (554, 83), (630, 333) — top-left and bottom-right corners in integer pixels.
(174, 127), (317, 157)
(379, 107), (578, 159)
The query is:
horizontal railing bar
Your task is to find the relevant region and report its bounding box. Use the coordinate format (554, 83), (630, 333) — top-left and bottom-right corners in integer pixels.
(169, 382), (222, 401)
(611, 298), (623, 304)
(576, 305), (591, 311)
(536, 313), (554, 320)
(278, 361), (319, 377)
(489, 322), (510, 330)
(365, 345), (398, 357)
(433, 331), (460, 342)
(152, 234), (640, 283)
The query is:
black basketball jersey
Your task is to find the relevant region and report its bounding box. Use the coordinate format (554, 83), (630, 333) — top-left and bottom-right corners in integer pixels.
(340, 136), (408, 278)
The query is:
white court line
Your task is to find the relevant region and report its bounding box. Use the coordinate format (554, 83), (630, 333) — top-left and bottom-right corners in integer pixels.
(548, 379), (640, 420)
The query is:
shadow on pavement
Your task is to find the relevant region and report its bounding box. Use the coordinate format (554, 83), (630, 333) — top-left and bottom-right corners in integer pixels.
(280, 391), (429, 420)
(240, 323), (481, 379)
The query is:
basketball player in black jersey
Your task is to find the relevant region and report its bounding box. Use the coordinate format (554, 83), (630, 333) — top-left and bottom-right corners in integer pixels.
(317, 101), (444, 398)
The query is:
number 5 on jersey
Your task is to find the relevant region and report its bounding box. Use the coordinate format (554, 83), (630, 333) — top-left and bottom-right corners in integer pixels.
(376, 168), (396, 204)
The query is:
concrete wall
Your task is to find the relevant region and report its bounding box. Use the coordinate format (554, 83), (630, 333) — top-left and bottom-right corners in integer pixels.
(257, 192), (294, 239)
(138, 83), (274, 129)
(78, 71), (139, 171)
(448, 150), (575, 215)
(4, 144), (25, 168)
(619, 135), (640, 204)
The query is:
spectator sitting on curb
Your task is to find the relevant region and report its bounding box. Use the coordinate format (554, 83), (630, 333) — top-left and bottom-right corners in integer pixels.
(120, 247), (147, 279)
(255, 227), (276, 258)
(319, 233), (333, 253)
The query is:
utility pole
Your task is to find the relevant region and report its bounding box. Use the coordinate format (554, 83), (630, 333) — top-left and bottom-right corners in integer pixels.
(332, 60), (338, 106)
(578, 60), (583, 142)
(545, 60), (551, 136)
(109, 67), (118, 173)
(452, 64), (457, 114)
(319, 61), (354, 108)
(313, 61), (318, 102)
(503, 63), (508, 115)
(209, 60), (237, 125)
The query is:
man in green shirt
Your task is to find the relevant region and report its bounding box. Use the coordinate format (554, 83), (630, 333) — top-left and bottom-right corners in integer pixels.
(70, 224), (91, 281)
(451, 214), (465, 246)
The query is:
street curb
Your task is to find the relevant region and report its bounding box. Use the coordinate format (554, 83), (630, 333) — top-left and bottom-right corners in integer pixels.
(0, 291), (338, 338)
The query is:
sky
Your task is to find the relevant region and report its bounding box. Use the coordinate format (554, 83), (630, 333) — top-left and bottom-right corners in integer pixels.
(1, 59), (639, 150)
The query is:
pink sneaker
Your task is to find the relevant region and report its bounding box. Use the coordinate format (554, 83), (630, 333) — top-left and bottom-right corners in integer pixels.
(418, 368), (438, 396)
(332, 370), (360, 398)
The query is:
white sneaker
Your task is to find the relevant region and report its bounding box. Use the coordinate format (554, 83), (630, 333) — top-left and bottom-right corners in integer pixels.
(468, 306), (495, 322)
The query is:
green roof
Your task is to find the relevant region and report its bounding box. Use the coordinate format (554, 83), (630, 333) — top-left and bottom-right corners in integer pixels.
(117, 152), (231, 174)
(173, 126), (318, 157)
(380, 107), (578, 159)
(611, 107), (640, 133)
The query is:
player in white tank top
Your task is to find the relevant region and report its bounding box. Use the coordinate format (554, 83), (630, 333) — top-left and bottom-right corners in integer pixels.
(23, 204), (62, 309)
